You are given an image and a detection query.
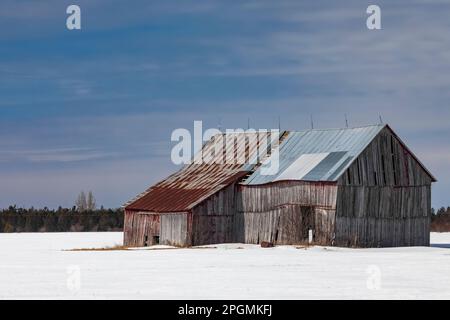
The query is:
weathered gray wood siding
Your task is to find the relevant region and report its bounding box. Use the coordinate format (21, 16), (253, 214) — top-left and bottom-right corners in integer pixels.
(160, 213), (190, 246)
(124, 211), (190, 247)
(191, 184), (236, 245)
(238, 181), (338, 245)
(123, 211), (160, 247)
(336, 127), (432, 247)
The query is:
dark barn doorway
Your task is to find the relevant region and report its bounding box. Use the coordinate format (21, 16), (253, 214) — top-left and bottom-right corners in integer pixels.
(301, 206), (314, 243)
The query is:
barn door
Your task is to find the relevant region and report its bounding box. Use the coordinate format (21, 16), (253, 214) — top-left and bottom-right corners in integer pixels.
(301, 206), (314, 243)
(278, 205), (314, 244)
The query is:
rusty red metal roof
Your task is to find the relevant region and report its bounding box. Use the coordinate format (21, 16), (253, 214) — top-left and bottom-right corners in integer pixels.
(125, 131), (275, 212)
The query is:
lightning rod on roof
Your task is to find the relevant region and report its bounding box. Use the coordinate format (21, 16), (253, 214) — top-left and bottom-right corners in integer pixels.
(310, 114), (314, 129)
(345, 114), (349, 128)
(218, 117), (222, 132)
(278, 116), (281, 132)
(379, 115), (384, 124)
(247, 117), (250, 129)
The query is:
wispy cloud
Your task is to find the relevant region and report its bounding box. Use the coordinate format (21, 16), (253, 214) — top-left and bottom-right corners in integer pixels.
(0, 147), (114, 163)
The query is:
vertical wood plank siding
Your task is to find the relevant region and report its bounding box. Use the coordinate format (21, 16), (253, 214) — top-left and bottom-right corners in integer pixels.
(336, 127), (432, 247)
(160, 213), (189, 246)
(123, 211), (161, 247)
(124, 211), (189, 247)
(191, 184), (237, 245)
(238, 181), (338, 245)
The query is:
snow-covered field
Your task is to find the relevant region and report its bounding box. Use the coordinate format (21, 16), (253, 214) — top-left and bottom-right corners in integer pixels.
(1, 232), (450, 299)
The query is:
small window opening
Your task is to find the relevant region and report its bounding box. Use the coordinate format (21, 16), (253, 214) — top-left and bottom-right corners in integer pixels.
(153, 236), (160, 245)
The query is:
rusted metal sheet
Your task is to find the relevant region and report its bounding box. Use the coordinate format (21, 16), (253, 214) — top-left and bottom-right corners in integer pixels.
(126, 187), (208, 213)
(126, 131), (275, 212)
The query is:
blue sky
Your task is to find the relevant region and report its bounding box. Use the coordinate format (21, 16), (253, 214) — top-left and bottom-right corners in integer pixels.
(1, 0), (449, 209)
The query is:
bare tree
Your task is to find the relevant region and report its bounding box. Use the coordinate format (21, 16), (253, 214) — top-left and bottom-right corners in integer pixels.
(87, 191), (96, 211)
(75, 191), (87, 212)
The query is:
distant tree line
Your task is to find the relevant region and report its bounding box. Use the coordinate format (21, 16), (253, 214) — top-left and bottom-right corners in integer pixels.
(0, 202), (449, 233)
(0, 206), (123, 233)
(0, 191), (122, 233)
(431, 207), (450, 232)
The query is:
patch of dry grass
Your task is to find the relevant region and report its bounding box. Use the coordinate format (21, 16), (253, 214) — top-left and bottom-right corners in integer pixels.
(65, 244), (129, 251)
(65, 244), (183, 251)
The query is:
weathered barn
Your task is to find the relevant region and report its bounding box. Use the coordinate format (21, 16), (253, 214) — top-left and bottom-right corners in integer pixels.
(124, 124), (436, 248)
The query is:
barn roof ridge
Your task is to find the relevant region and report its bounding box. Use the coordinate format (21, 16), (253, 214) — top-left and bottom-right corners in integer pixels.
(209, 123), (384, 136)
(287, 123), (384, 133)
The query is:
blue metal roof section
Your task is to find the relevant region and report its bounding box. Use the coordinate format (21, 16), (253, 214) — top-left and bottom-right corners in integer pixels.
(243, 124), (385, 185)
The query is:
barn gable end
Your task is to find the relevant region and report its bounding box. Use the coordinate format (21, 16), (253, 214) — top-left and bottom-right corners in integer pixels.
(335, 126), (434, 247)
(338, 125), (435, 187)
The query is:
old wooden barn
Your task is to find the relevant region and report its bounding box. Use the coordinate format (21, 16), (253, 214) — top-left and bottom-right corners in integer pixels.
(124, 124), (436, 248)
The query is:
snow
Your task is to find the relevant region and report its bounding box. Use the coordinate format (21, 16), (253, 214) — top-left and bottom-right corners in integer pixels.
(1, 232), (450, 299)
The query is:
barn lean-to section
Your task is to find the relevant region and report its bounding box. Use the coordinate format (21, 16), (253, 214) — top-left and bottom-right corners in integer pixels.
(124, 124), (435, 248)
(123, 131), (276, 247)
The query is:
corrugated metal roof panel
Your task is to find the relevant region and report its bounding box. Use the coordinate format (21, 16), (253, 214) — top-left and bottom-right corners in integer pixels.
(326, 155), (354, 181)
(302, 151), (348, 181)
(243, 125), (385, 184)
(275, 153), (330, 181)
